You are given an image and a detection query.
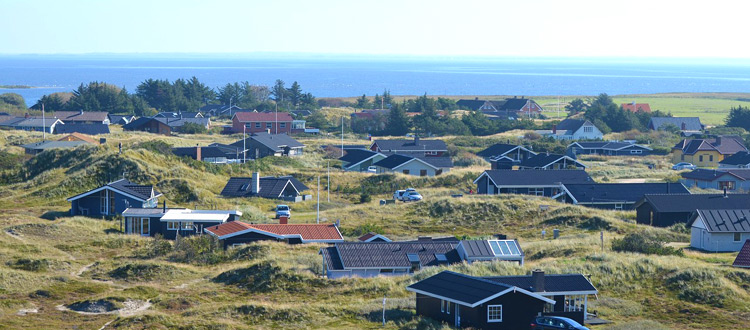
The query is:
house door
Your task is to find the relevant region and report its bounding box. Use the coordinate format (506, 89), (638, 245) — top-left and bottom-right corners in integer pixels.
(140, 218), (150, 236)
(454, 304), (460, 327)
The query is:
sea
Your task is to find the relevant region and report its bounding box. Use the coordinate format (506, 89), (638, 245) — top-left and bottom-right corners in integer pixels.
(2, 54), (750, 106)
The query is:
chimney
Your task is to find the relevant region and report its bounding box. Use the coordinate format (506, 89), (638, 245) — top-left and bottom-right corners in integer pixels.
(195, 144), (202, 161)
(417, 236), (432, 241)
(552, 125), (557, 134)
(532, 269), (545, 292)
(279, 216), (288, 224)
(163, 200), (166, 213)
(252, 172), (260, 194)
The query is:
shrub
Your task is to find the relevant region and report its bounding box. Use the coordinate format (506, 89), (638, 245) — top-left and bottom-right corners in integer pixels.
(134, 140), (172, 155)
(109, 263), (181, 281)
(611, 232), (683, 256)
(213, 261), (321, 293)
(8, 258), (50, 272)
(359, 193), (371, 204)
(665, 268), (727, 307)
(171, 235), (225, 265)
(179, 122), (208, 134)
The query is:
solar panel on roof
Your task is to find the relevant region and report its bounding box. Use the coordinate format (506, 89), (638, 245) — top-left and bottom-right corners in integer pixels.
(407, 254), (420, 263)
(488, 240), (522, 256)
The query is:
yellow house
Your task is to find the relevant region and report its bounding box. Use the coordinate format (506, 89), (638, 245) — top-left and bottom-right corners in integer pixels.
(672, 136), (748, 168)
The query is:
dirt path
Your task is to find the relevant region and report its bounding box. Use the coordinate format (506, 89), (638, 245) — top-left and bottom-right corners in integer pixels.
(55, 299), (151, 317)
(74, 262), (95, 277)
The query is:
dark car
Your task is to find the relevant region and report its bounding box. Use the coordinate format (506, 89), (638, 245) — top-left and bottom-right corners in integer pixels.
(531, 316), (589, 330)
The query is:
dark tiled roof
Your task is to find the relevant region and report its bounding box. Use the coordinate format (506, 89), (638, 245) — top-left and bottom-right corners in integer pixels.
(154, 112), (202, 118)
(476, 143), (534, 158)
(563, 183), (689, 204)
(157, 117), (210, 128)
(519, 153), (584, 168)
(54, 123), (110, 135)
(456, 99), (505, 111)
(719, 151), (750, 166)
(413, 155), (453, 168)
(682, 169), (750, 181)
(373, 154), (417, 169)
(407, 271), (512, 306)
(650, 117), (703, 131)
(637, 194), (750, 213)
(372, 139), (447, 152)
(694, 209), (750, 233)
(230, 133), (304, 151)
(499, 98), (530, 111)
(1, 118), (61, 128)
(673, 136), (747, 155)
(484, 274), (597, 294)
(339, 149), (381, 164)
(220, 176), (309, 198)
(459, 240), (494, 257)
(555, 119), (586, 132)
(326, 242), (461, 270)
(108, 179), (159, 200)
(733, 240), (750, 268)
(478, 169), (592, 186)
(107, 114), (135, 125)
(54, 111), (109, 123)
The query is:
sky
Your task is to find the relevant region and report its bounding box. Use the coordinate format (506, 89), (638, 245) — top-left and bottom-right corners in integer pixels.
(2, 0), (749, 58)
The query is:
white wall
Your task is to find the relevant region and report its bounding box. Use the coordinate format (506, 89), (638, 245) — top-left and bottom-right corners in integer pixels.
(691, 226), (750, 252)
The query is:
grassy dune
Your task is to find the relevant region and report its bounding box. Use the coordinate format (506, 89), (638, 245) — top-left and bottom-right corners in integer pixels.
(0, 129), (748, 329)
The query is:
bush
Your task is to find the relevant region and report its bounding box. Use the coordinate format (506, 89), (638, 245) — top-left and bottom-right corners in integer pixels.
(179, 122), (208, 134)
(8, 258), (50, 272)
(109, 263), (181, 281)
(359, 193), (371, 203)
(611, 232), (683, 256)
(213, 261), (321, 293)
(134, 140), (172, 155)
(665, 269), (727, 307)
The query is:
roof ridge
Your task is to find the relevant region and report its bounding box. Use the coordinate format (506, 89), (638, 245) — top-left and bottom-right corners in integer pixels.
(439, 270), (513, 289)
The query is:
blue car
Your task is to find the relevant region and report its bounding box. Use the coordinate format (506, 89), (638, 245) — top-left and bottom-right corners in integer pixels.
(530, 316), (589, 330)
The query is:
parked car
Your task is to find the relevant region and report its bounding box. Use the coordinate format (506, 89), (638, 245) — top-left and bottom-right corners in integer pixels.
(275, 205), (291, 218)
(394, 188), (420, 201)
(530, 316), (589, 330)
(366, 166), (377, 173)
(672, 162), (697, 170)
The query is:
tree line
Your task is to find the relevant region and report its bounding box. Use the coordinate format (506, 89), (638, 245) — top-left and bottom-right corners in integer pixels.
(29, 78), (318, 116)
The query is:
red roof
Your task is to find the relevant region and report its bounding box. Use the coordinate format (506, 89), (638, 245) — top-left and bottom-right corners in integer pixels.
(622, 103), (651, 113)
(358, 232), (376, 241)
(204, 221), (343, 242)
(234, 112), (293, 122)
(733, 240), (750, 268)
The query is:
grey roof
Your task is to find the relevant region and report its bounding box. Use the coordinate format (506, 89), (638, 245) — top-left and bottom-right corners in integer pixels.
(636, 194), (750, 213)
(220, 176), (309, 199)
(372, 138), (447, 152)
(694, 209), (750, 233)
(484, 274), (597, 294)
(476, 143), (535, 158)
(107, 114), (135, 125)
(478, 169), (592, 186)
(322, 241), (461, 270)
(154, 112), (202, 118)
(569, 141), (651, 151)
(649, 117), (703, 131)
(682, 169), (750, 181)
(1, 117), (60, 128)
(21, 140), (90, 151)
(407, 271), (513, 306)
(563, 183), (690, 204)
(157, 117), (210, 128)
(500, 98), (531, 111)
(230, 132), (304, 151)
(555, 119), (586, 133)
(53, 111), (109, 123)
(519, 153), (585, 169)
(719, 151), (750, 166)
(673, 136), (747, 155)
(339, 149), (381, 165)
(373, 154), (450, 170)
(459, 240), (494, 257)
(54, 123), (110, 135)
(172, 145), (241, 160)
(456, 99), (505, 111)
(68, 179), (161, 202)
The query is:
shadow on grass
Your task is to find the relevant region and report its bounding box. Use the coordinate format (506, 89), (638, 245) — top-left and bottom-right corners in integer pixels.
(104, 228), (121, 234)
(40, 210), (69, 220)
(366, 308), (414, 325)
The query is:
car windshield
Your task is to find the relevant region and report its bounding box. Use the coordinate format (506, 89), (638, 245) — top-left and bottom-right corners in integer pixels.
(277, 206), (289, 210)
(408, 192), (420, 196)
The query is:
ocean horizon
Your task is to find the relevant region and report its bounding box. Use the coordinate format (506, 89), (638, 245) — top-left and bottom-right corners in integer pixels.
(2, 54), (750, 106)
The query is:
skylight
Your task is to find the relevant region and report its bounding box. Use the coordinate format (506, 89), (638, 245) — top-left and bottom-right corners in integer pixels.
(435, 254), (447, 262)
(406, 254), (420, 263)
(489, 240), (522, 256)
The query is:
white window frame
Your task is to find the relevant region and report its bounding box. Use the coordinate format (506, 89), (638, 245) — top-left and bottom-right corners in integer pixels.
(181, 221), (194, 230)
(266, 122), (273, 129)
(167, 222), (179, 230)
(280, 122), (286, 128)
(630, 149), (642, 154)
(614, 203), (623, 210)
(529, 187), (544, 196)
(100, 191), (107, 214)
(254, 122), (261, 128)
(487, 304), (502, 322)
(446, 301), (450, 314)
(441, 299), (445, 313)
(583, 126), (593, 133)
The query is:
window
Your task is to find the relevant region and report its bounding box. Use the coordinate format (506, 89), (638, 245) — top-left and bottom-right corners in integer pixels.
(630, 149), (642, 154)
(615, 204), (623, 210)
(167, 222), (179, 230)
(441, 300), (445, 313)
(109, 194), (115, 215)
(379, 269), (393, 274)
(266, 122), (273, 128)
(446, 301), (450, 314)
(100, 191), (107, 214)
(420, 169), (427, 176)
(425, 151), (437, 156)
(245, 123), (252, 129)
(681, 155), (685, 161)
(403, 170), (410, 175)
(583, 126), (593, 133)
(435, 254), (448, 262)
(735, 233), (742, 242)
(710, 155), (714, 162)
(182, 221), (194, 230)
(254, 122), (261, 128)
(487, 305), (502, 322)
(719, 181), (736, 190)
(280, 122), (286, 128)
(529, 187), (544, 196)
(699, 155), (704, 162)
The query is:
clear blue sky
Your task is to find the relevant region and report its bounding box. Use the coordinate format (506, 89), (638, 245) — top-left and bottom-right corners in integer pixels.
(2, 0), (748, 58)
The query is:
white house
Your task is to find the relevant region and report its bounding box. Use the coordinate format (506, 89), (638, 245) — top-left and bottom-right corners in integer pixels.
(539, 119), (603, 141)
(690, 209), (750, 252)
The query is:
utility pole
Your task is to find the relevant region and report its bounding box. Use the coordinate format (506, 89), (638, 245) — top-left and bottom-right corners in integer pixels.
(316, 175), (320, 224)
(275, 103), (278, 134)
(42, 103), (46, 141)
(243, 124), (246, 163)
(382, 296), (386, 326)
(341, 116), (344, 157)
(327, 161), (330, 202)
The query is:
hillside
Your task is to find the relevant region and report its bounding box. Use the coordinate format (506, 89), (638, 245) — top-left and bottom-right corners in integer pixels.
(0, 129), (748, 329)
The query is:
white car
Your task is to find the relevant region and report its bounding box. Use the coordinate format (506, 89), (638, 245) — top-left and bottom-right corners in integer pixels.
(403, 191), (423, 202)
(275, 205), (291, 218)
(672, 162), (697, 170)
(366, 166), (378, 173)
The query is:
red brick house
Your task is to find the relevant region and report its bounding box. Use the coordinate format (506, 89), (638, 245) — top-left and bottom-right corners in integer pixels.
(232, 112), (294, 134)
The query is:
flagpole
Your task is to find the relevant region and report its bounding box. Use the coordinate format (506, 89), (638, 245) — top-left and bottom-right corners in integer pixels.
(42, 103), (46, 140)
(243, 124), (246, 163)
